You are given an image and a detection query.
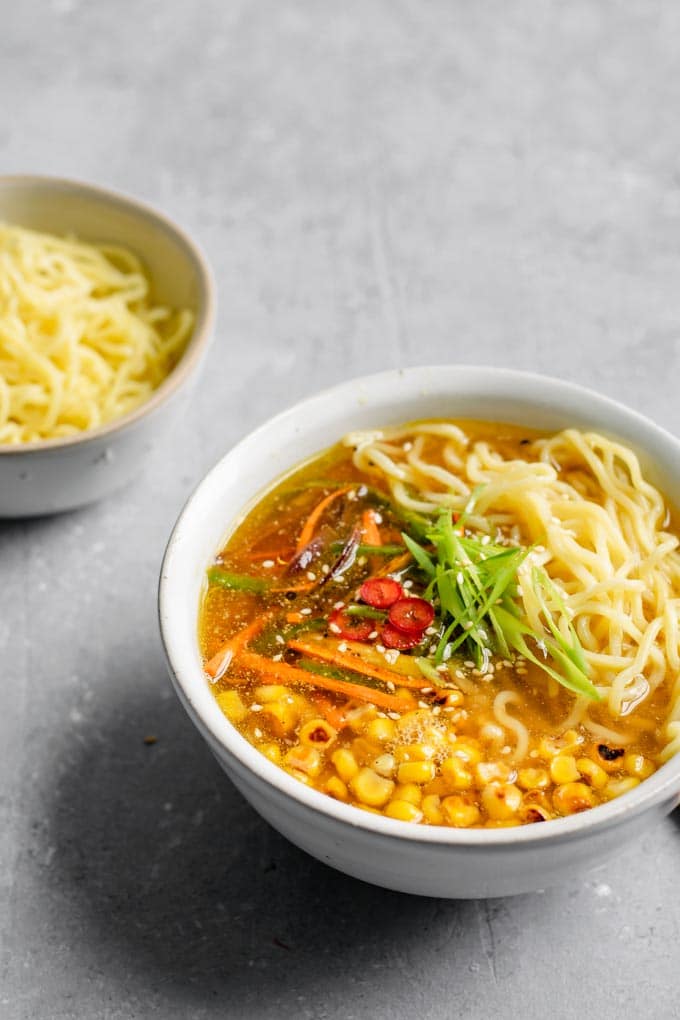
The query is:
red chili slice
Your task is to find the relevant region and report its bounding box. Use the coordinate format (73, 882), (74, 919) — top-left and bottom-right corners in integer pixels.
(381, 623), (424, 650)
(327, 607), (375, 642)
(359, 577), (403, 609)
(388, 597), (435, 634)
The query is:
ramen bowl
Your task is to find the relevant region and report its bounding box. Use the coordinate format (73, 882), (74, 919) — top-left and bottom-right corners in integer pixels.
(0, 174), (215, 517)
(159, 366), (680, 898)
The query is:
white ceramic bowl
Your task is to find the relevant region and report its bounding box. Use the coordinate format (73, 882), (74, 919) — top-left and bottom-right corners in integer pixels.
(159, 366), (680, 898)
(0, 175), (215, 516)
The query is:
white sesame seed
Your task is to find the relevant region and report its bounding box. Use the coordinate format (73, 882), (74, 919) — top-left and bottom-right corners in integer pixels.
(357, 556), (367, 566)
(403, 580), (414, 589)
(373, 512), (383, 524)
(432, 706), (441, 716)
(455, 670), (465, 679)
(338, 642), (348, 652)
(428, 644), (438, 655)
(333, 601), (345, 610)
(368, 630), (379, 640)
(272, 653), (283, 662)
(329, 623), (342, 634)
(300, 608), (312, 616)
(464, 661), (475, 669)
(402, 441), (413, 451)
(529, 749), (538, 759)
(388, 712), (401, 720)
(386, 681), (395, 692)
(384, 649), (400, 664)
(437, 664), (448, 673)
(321, 564), (330, 575)
(501, 745), (511, 755)
(250, 704), (262, 712)
(262, 560), (275, 569)
(375, 644), (386, 653)
(425, 627), (437, 636)
(254, 728), (263, 739)
(306, 571), (316, 581)
(347, 490), (357, 501)
(481, 535), (491, 546)
(421, 687), (433, 695)
(275, 635), (285, 645)
(418, 701), (429, 709)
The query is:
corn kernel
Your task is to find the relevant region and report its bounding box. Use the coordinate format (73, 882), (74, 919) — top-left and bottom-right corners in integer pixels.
(260, 742), (281, 765)
(331, 748), (359, 783)
(215, 689), (248, 723)
(422, 794), (444, 824)
(539, 729), (584, 759)
(299, 718), (337, 748)
(395, 742), (438, 763)
(550, 755), (581, 785)
(325, 776), (349, 801)
(479, 722), (506, 747)
(441, 689), (465, 708)
(345, 703), (378, 731)
(284, 745), (323, 777)
(520, 804), (551, 824)
(372, 753), (396, 778)
(441, 756), (474, 790)
(364, 718), (397, 743)
(385, 799), (424, 823)
(624, 753), (654, 779)
(259, 701), (299, 737)
(397, 760), (436, 785)
(552, 781), (595, 815)
(393, 782), (422, 805)
(351, 737), (380, 763)
(517, 767), (550, 791)
(476, 761), (514, 785)
(441, 795), (481, 828)
(254, 684), (291, 703)
(593, 744), (626, 773)
(350, 767), (395, 807)
(576, 757), (608, 789)
(448, 738), (482, 765)
(481, 783), (522, 820)
(603, 776), (640, 800)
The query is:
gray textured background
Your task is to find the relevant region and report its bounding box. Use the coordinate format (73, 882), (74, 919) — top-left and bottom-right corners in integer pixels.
(2, 2), (680, 1017)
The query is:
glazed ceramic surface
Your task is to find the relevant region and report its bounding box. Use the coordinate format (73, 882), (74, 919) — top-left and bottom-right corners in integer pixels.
(159, 366), (680, 897)
(0, 175), (215, 516)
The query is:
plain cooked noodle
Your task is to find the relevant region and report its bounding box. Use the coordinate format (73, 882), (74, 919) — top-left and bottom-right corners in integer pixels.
(343, 422), (680, 761)
(0, 223), (194, 444)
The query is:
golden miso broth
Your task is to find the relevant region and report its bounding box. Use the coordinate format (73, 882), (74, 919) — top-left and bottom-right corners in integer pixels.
(198, 419), (680, 828)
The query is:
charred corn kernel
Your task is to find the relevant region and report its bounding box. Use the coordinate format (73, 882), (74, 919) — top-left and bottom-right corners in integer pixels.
(385, 799), (424, 823)
(397, 760), (436, 785)
(393, 782), (422, 805)
(603, 776), (640, 799)
(284, 745), (323, 777)
(299, 718), (337, 748)
(325, 776), (349, 801)
(481, 783), (522, 820)
(364, 718), (397, 743)
(441, 795), (481, 828)
(422, 794), (444, 824)
(552, 781), (595, 814)
(372, 753), (396, 778)
(332, 748), (359, 783)
(448, 738), (482, 765)
(260, 701), (298, 737)
(395, 742), (438, 763)
(593, 745), (626, 773)
(350, 767), (395, 808)
(550, 755), (581, 785)
(216, 689), (248, 723)
(624, 753), (654, 779)
(475, 761), (514, 785)
(441, 755), (473, 790)
(519, 804), (552, 824)
(345, 704), (378, 731)
(576, 757), (608, 789)
(517, 767), (550, 791)
(254, 684), (291, 703)
(260, 742), (282, 765)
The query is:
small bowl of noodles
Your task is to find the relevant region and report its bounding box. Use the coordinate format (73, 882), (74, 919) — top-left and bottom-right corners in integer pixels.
(0, 175), (214, 516)
(159, 366), (680, 897)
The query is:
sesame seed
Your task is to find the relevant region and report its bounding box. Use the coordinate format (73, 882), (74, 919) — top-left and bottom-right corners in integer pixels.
(250, 704), (262, 712)
(338, 642), (348, 653)
(333, 601), (345, 610)
(375, 644), (386, 653)
(529, 749), (538, 759)
(254, 727), (263, 739)
(481, 535), (491, 546)
(402, 441), (413, 451)
(357, 556), (367, 566)
(425, 627), (437, 636)
(329, 623), (341, 634)
(464, 661), (475, 669)
(300, 608), (312, 616)
(306, 571), (316, 581)
(368, 630), (378, 640)
(373, 512), (383, 524)
(428, 644), (438, 655)
(432, 706), (441, 716)
(437, 664), (448, 672)
(384, 649), (400, 664)
(421, 687), (433, 694)
(386, 681), (395, 692)
(388, 712), (401, 720)
(455, 670), (465, 679)
(262, 560), (275, 568)
(275, 635), (285, 645)
(321, 564), (330, 575)
(418, 701), (429, 709)
(347, 490), (357, 501)
(272, 653), (283, 662)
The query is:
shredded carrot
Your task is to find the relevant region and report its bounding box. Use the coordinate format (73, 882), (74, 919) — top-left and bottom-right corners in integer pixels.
(376, 550), (412, 577)
(309, 692), (351, 730)
(204, 613), (272, 679)
(287, 637), (429, 691)
(286, 611), (304, 624)
(238, 650), (414, 712)
(361, 508), (382, 547)
(295, 486), (353, 554)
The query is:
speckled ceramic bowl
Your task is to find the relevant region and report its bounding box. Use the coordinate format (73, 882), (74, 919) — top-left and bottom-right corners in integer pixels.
(159, 366), (680, 898)
(0, 175), (215, 516)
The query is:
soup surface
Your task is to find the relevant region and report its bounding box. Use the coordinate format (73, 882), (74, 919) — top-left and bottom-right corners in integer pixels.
(199, 420), (680, 828)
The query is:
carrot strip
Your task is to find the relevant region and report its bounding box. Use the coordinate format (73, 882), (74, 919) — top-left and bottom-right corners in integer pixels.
(361, 508), (382, 547)
(376, 551), (412, 577)
(287, 638), (429, 691)
(286, 611), (304, 624)
(295, 486), (353, 554)
(309, 692), (351, 730)
(238, 650), (414, 712)
(204, 613), (272, 679)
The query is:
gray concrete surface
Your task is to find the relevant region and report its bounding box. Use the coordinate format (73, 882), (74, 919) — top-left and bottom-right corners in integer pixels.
(2, 1), (680, 1017)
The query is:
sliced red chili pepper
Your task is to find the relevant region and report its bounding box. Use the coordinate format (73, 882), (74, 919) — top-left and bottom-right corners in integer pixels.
(381, 623), (424, 650)
(327, 607), (375, 642)
(359, 577), (403, 609)
(388, 597), (435, 634)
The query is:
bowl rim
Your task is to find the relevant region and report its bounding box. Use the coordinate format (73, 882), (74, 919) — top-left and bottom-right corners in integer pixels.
(0, 172), (216, 455)
(159, 364), (680, 848)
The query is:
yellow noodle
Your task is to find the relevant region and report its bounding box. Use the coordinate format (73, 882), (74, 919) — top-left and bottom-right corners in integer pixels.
(0, 223), (194, 444)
